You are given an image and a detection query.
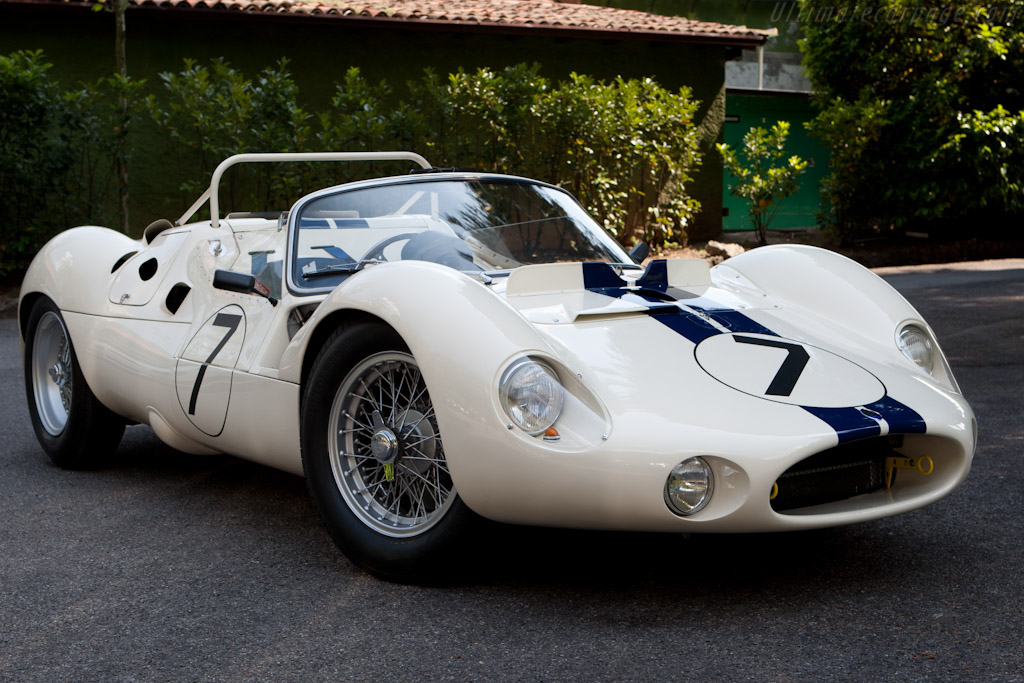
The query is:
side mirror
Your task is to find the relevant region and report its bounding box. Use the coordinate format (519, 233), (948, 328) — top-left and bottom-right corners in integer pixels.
(213, 269), (278, 306)
(628, 241), (650, 264)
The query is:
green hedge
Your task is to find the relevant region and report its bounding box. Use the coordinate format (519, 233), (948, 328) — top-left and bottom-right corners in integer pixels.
(149, 60), (703, 248)
(0, 49), (706, 278)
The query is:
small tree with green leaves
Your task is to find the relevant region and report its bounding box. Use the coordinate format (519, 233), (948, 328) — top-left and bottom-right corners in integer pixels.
(717, 121), (807, 246)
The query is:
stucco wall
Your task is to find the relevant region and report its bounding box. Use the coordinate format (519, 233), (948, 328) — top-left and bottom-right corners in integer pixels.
(589, 1), (812, 91)
(2, 4), (734, 240)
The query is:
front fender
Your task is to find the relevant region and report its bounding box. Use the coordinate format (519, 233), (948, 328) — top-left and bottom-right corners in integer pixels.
(278, 261), (566, 506)
(717, 244), (927, 348)
(279, 261), (555, 386)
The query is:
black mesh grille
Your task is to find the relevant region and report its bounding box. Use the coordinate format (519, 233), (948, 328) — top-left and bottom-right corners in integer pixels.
(771, 436), (902, 512)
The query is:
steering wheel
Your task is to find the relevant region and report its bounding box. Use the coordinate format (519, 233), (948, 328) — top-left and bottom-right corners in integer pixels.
(360, 232), (421, 264)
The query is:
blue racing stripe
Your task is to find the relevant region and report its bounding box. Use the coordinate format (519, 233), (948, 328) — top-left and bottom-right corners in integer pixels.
(581, 262), (626, 291)
(689, 306), (779, 337)
(581, 263), (723, 343)
(582, 261), (777, 343)
(653, 311), (722, 345)
(803, 395), (927, 444)
(334, 218), (370, 229)
(802, 406), (883, 444)
(867, 395), (927, 433)
(580, 260), (926, 441)
(636, 259), (669, 290)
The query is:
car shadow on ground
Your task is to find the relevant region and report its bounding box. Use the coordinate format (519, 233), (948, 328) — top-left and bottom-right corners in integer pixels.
(97, 424), (947, 602)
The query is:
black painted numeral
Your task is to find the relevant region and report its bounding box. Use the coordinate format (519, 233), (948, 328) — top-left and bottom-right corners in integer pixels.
(188, 313), (242, 415)
(733, 335), (810, 397)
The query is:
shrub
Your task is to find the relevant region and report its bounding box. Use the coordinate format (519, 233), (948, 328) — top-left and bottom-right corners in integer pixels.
(718, 121), (808, 245)
(0, 50), (69, 260)
(408, 67), (703, 246)
(149, 57), (311, 212)
(0, 50), (141, 278)
(150, 61), (704, 246)
(800, 0), (1024, 240)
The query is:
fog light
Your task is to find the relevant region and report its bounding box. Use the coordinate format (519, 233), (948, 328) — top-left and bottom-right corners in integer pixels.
(665, 457), (714, 516)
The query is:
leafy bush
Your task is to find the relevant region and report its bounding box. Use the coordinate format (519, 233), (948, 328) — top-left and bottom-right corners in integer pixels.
(718, 121), (808, 245)
(0, 50), (703, 279)
(150, 60), (703, 246)
(0, 49), (69, 261)
(800, 0), (1024, 239)
(149, 58), (311, 211)
(0, 50), (141, 278)
(533, 74), (702, 246)
(62, 73), (147, 228)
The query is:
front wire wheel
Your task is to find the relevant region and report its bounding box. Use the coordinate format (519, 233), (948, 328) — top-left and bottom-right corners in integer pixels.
(329, 352), (456, 538)
(301, 322), (476, 581)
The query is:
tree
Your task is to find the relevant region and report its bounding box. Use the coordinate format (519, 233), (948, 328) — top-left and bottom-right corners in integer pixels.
(718, 121), (808, 245)
(799, 0), (1024, 239)
(93, 0), (132, 234)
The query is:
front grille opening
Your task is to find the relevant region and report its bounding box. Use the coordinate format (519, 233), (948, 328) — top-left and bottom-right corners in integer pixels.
(771, 436), (904, 512)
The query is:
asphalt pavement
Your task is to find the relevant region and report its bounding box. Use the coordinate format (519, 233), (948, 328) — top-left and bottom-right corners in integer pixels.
(1, 261), (1021, 681)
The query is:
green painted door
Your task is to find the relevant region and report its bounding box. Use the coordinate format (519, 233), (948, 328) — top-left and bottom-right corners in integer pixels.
(722, 91), (828, 232)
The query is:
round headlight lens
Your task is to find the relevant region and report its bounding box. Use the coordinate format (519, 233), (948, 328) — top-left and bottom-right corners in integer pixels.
(665, 457), (714, 516)
(897, 324), (935, 373)
(499, 360), (564, 435)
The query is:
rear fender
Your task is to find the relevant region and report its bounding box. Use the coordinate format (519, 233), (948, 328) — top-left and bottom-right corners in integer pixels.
(19, 226), (141, 336)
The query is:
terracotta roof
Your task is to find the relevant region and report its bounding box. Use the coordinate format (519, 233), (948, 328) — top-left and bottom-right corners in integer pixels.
(19, 0), (773, 45)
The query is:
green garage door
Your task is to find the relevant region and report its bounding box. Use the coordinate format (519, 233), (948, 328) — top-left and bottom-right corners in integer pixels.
(722, 90), (828, 232)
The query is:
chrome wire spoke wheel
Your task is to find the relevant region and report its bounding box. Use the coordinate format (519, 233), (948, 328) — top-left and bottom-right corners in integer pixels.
(32, 311), (73, 436)
(328, 351), (455, 538)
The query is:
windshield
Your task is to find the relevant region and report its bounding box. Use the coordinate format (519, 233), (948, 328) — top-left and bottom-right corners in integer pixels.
(290, 177), (631, 289)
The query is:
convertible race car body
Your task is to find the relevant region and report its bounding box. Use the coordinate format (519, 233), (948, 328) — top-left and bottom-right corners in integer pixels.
(20, 152), (975, 578)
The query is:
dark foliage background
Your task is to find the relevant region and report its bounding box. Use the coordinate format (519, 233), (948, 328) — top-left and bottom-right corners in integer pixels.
(0, 51), (705, 279)
(799, 0), (1024, 241)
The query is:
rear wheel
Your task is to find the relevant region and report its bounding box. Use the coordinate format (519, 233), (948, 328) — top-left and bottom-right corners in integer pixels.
(301, 322), (474, 581)
(24, 298), (125, 468)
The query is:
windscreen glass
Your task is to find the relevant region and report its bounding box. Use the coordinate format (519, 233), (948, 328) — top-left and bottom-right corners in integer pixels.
(291, 178), (630, 288)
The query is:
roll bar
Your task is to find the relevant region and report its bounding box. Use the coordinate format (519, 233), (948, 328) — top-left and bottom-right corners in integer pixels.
(176, 151), (432, 228)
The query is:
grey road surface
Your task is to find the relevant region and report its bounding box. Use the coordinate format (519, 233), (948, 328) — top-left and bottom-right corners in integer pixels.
(1, 263), (1022, 681)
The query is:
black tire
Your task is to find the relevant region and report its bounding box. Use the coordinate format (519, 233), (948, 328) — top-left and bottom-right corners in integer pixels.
(301, 321), (475, 581)
(23, 297), (125, 469)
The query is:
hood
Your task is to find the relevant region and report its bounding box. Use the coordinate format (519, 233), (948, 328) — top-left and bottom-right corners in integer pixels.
(496, 260), (951, 447)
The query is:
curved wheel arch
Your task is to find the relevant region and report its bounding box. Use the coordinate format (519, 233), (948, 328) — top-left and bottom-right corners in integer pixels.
(298, 309), (394, 392)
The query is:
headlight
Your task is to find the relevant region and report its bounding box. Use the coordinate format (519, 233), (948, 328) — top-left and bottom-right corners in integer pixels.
(897, 324), (935, 373)
(664, 457), (714, 516)
(499, 359), (564, 435)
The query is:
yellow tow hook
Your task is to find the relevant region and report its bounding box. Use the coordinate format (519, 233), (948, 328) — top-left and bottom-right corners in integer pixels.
(770, 482), (779, 500)
(885, 455), (934, 489)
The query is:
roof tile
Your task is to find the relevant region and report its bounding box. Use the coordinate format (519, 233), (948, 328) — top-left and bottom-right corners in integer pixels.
(38, 0), (772, 42)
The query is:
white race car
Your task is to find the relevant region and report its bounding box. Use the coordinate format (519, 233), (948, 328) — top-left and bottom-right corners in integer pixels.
(20, 153), (975, 579)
